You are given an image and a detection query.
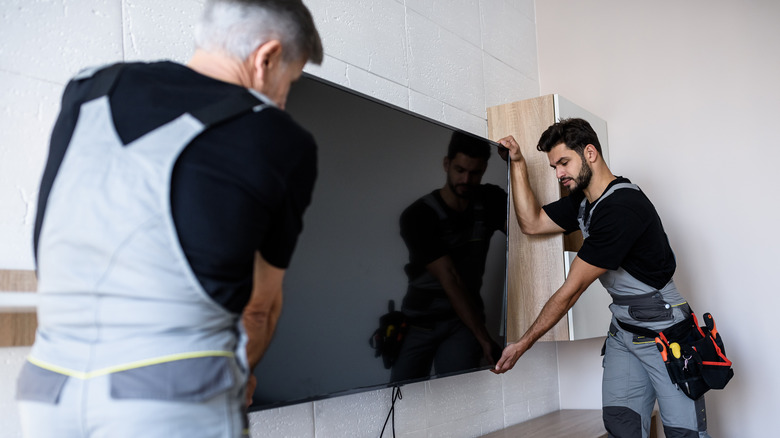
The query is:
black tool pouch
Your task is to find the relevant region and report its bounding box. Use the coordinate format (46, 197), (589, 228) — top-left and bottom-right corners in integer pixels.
(369, 300), (408, 369)
(655, 312), (734, 400)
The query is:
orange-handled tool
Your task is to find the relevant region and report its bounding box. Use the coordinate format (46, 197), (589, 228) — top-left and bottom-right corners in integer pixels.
(655, 337), (668, 361)
(704, 313), (718, 337)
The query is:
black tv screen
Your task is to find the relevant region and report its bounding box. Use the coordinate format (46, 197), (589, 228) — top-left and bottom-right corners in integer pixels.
(249, 74), (508, 410)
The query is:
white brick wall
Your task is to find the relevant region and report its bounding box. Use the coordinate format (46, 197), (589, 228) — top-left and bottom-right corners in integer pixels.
(248, 343), (559, 438)
(0, 1), (554, 437)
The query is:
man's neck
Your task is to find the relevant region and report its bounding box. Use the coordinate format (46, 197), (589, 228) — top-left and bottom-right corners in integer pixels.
(583, 171), (617, 203)
(187, 49), (252, 88)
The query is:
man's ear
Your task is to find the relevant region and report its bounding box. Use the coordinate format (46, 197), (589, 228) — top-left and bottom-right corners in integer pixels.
(251, 40), (283, 82)
(443, 156), (451, 171)
(584, 144), (598, 163)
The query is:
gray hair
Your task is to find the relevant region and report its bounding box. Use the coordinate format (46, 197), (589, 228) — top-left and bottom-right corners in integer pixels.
(194, 0), (323, 65)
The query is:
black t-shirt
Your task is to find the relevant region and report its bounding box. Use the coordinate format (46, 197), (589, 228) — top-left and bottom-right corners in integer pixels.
(401, 184), (507, 293)
(34, 61), (317, 313)
(542, 177), (676, 289)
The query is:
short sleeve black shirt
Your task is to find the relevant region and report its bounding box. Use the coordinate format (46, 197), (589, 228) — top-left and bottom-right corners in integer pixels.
(34, 62), (317, 313)
(542, 177), (676, 289)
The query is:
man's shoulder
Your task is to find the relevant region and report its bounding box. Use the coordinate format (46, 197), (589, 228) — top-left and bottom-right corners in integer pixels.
(76, 61), (237, 110)
(593, 180), (657, 226)
(72, 61), (185, 85)
(109, 61), (248, 98)
(598, 178), (654, 210)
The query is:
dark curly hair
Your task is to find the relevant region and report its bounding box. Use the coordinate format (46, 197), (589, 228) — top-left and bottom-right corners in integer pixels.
(537, 118), (602, 156)
(447, 131), (491, 161)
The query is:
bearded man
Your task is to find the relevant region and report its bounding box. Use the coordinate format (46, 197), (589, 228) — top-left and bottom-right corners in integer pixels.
(495, 118), (711, 438)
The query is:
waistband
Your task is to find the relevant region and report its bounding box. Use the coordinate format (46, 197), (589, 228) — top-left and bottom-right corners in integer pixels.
(27, 350), (235, 379)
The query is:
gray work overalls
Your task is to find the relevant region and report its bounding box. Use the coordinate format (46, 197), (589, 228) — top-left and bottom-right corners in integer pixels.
(17, 64), (272, 438)
(581, 183), (710, 438)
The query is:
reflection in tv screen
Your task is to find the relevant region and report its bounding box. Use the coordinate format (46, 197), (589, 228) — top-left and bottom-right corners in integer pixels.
(249, 74), (508, 411)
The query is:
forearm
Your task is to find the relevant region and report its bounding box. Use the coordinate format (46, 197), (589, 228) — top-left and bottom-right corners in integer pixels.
(516, 283), (584, 350)
(521, 254), (610, 345)
(243, 252), (286, 371)
(495, 257), (605, 373)
(438, 268), (492, 343)
(243, 290), (282, 370)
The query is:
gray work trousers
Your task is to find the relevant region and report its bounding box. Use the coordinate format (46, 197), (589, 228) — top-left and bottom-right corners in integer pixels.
(390, 317), (482, 382)
(603, 322), (711, 438)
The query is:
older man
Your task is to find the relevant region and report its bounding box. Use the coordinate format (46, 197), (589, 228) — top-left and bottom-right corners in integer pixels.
(18, 1), (322, 437)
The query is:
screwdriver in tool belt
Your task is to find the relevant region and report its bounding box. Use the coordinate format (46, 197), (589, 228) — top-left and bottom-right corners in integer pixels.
(704, 313), (718, 337)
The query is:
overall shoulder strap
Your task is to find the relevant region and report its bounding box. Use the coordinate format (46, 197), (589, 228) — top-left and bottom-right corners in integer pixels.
(79, 63), (126, 102)
(421, 193), (448, 220)
(578, 182), (640, 237)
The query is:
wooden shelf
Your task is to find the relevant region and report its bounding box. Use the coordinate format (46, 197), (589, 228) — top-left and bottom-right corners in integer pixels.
(480, 409), (658, 438)
(0, 270), (38, 347)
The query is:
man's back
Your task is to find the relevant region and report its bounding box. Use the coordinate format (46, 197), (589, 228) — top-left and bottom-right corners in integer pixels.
(35, 62), (317, 315)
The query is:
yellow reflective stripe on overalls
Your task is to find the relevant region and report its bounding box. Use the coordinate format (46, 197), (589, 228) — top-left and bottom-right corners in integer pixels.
(632, 338), (656, 345)
(27, 350), (235, 380)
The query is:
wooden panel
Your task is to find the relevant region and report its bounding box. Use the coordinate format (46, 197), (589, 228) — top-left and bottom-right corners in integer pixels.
(0, 270), (38, 347)
(487, 96), (568, 342)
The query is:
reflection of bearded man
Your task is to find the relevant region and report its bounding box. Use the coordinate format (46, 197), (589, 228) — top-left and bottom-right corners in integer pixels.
(444, 153), (488, 201)
(391, 131), (506, 383)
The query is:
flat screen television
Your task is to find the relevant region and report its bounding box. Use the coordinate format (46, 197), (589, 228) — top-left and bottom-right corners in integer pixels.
(249, 74), (508, 411)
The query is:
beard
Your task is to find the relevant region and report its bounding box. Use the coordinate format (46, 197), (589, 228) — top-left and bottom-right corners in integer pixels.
(567, 159), (592, 197)
(448, 180), (478, 199)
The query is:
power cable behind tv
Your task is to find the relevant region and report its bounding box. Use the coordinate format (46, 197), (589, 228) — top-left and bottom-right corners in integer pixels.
(379, 385), (403, 438)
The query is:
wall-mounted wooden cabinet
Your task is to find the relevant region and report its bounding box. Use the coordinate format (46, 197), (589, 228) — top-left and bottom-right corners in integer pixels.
(487, 95), (612, 342)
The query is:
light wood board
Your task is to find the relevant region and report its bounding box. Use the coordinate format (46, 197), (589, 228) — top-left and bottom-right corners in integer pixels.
(479, 410), (607, 438)
(487, 96), (569, 342)
(479, 409), (659, 438)
(0, 270), (38, 347)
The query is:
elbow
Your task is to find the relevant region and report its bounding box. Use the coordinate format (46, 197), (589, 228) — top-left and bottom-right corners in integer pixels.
(559, 278), (593, 310)
(243, 308), (276, 332)
(517, 220), (542, 236)
(244, 306), (275, 323)
(243, 292), (283, 326)
(243, 305), (282, 336)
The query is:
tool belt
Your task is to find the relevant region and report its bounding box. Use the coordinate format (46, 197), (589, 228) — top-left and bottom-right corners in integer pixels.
(617, 311), (734, 400)
(369, 300), (409, 369)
